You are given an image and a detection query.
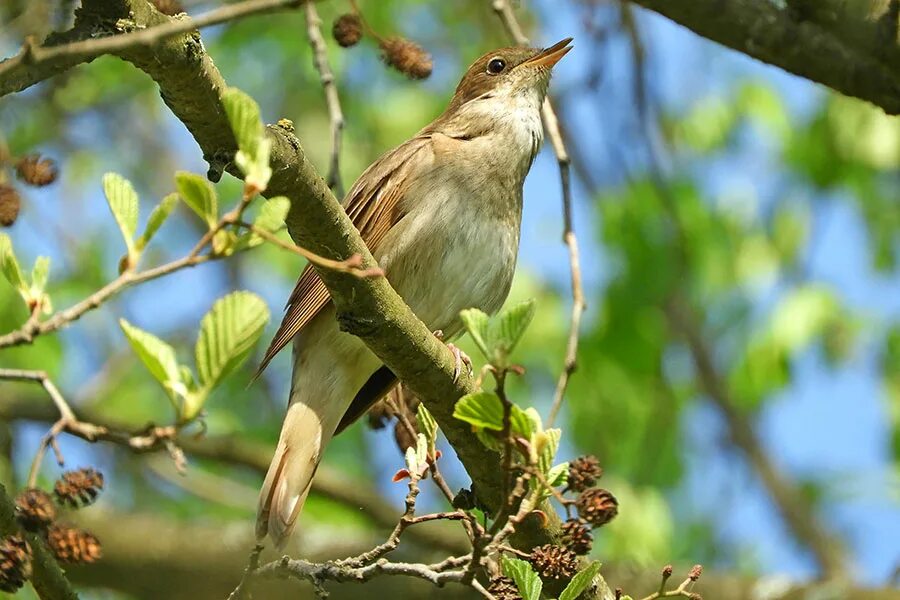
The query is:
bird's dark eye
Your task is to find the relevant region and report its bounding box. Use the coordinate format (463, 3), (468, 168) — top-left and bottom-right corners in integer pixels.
(487, 57), (506, 75)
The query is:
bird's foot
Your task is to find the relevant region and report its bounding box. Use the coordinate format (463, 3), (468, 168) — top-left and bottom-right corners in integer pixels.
(432, 330), (473, 383)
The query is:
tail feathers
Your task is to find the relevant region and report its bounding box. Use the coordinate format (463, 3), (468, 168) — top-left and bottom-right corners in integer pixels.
(256, 404), (327, 549)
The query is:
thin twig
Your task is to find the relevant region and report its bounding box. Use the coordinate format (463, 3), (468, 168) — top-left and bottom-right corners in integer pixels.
(0, 0), (308, 83)
(237, 221), (383, 277)
(490, 0), (585, 428)
(304, 1), (345, 198)
(0, 368), (183, 486)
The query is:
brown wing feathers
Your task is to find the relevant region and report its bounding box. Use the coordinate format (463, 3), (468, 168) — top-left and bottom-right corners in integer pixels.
(255, 136), (432, 376)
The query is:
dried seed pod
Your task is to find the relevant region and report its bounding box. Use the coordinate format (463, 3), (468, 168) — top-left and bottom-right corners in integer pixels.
(487, 575), (522, 600)
(576, 488), (618, 528)
(560, 518), (593, 555)
(528, 544), (578, 580)
(0, 184), (21, 227)
(15, 488), (56, 531)
(54, 467), (104, 508)
(567, 454), (602, 492)
(379, 37), (433, 79)
(15, 155), (57, 187)
(47, 525), (102, 564)
(689, 564), (703, 581)
(0, 534), (32, 593)
(151, 0), (184, 15)
(332, 13), (363, 47)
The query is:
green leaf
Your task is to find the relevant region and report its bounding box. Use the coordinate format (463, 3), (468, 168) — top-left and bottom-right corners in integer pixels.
(459, 300), (536, 367)
(254, 196), (290, 232)
(175, 172), (218, 227)
(459, 308), (491, 360)
(223, 87), (272, 192)
(0, 233), (26, 293)
(547, 462), (569, 488)
(416, 403), (438, 454)
(137, 193), (179, 250)
(30, 257), (49, 296)
(454, 391), (504, 430)
(102, 173), (139, 252)
(501, 556), (542, 600)
(559, 561), (602, 600)
(494, 299), (536, 359)
(537, 427), (561, 476)
(195, 291), (270, 390)
(119, 318), (181, 403)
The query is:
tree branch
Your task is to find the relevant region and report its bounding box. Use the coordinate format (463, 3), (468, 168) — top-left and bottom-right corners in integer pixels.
(626, 0), (900, 114)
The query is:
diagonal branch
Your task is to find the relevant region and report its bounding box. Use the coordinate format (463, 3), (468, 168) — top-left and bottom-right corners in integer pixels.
(626, 0), (900, 114)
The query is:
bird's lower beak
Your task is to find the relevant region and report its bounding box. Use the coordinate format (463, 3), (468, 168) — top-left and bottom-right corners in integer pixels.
(524, 37), (573, 69)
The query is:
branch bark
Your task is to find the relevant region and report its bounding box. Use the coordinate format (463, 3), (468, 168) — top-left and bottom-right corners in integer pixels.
(627, 0), (900, 114)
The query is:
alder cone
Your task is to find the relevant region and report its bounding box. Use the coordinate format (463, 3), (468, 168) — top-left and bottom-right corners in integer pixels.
(576, 488), (618, 528)
(15, 488), (56, 531)
(0, 184), (20, 226)
(567, 454), (602, 492)
(332, 13), (363, 47)
(529, 544), (579, 580)
(487, 575), (522, 600)
(47, 525), (102, 564)
(380, 37), (433, 79)
(560, 518), (593, 555)
(15, 155), (58, 187)
(0, 535), (31, 593)
(54, 467), (105, 508)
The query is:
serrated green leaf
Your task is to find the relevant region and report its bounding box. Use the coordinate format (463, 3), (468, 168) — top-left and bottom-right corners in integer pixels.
(559, 561), (602, 600)
(195, 291), (269, 390)
(254, 196), (290, 232)
(223, 88), (263, 159)
(417, 403), (438, 454)
(501, 556), (542, 600)
(175, 172), (218, 227)
(0, 233), (26, 293)
(30, 256), (49, 296)
(460, 308), (491, 360)
(454, 391), (504, 430)
(137, 193), (179, 250)
(102, 173), (139, 252)
(223, 88), (272, 192)
(494, 299), (536, 359)
(119, 318), (181, 403)
(547, 462), (569, 488)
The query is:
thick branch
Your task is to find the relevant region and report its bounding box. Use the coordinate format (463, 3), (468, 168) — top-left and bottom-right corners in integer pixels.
(628, 0), (900, 114)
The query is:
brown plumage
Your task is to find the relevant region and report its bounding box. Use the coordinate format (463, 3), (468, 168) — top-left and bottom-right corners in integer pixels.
(255, 39), (572, 548)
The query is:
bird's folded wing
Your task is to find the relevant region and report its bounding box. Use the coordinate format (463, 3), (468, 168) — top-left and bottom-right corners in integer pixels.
(255, 135), (434, 375)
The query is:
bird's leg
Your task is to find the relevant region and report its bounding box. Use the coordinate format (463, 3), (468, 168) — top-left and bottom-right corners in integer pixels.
(432, 330), (473, 383)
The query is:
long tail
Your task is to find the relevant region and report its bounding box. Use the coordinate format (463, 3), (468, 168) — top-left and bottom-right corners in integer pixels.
(256, 402), (330, 548)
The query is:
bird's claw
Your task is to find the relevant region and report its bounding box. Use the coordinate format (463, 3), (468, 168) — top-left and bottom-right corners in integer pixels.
(447, 343), (473, 383)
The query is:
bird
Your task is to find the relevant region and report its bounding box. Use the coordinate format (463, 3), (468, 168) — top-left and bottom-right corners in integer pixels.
(255, 38), (573, 548)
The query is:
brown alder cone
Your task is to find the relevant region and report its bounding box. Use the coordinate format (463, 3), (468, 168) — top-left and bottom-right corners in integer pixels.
(333, 13), (363, 47)
(567, 454), (603, 492)
(379, 37), (433, 79)
(576, 488), (619, 528)
(54, 468), (105, 508)
(15, 155), (58, 187)
(47, 525), (102, 564)
(0, 184), (20, 226)
(560, 518), (593, 555)
(15, 488), (57, 531)
(0, 534), (31, 593)
(529, 544), (579, 580)
(487, 575), (522, 600)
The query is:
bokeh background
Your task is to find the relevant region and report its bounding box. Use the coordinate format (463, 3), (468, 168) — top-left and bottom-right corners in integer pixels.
(1, 0), (899, 598)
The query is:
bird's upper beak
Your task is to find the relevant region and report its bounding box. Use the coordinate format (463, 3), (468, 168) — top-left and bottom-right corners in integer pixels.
(522, 37), (573, 69)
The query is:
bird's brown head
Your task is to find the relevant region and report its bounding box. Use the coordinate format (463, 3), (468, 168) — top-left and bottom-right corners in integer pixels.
(446, 38), (573, 113)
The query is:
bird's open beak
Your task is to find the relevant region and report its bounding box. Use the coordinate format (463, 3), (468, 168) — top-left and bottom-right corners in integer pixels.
(523, 37), (573, 69)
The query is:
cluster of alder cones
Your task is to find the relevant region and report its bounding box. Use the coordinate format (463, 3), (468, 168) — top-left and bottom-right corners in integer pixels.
(487, 455), (619, 599)
(1, 468), (104, 593)
(331, 10), (433, 80)
(0, 152), (58, 227)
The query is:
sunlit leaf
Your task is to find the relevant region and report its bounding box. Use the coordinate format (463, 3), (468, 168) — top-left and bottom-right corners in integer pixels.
(175, 171), (218, 227)
(102, 173), (139, 254)
(119, 318), (181, 404)
(501, 555), (542, 600)
(195, 291), (270, 390)
(0, 233), (26, 294)
(137, 193), (179, 250)
(559, 561), (602, 600)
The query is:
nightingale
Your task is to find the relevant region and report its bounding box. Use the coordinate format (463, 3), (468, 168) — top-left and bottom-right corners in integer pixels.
(255, 38), (573, 548)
